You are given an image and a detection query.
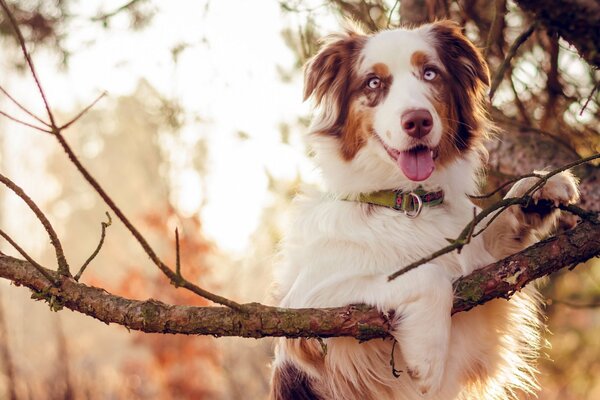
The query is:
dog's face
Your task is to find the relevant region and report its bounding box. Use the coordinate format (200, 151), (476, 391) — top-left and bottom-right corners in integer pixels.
(304, 21), (489, 191)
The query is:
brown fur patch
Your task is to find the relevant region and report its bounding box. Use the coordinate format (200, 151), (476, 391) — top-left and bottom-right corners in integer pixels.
(339, 101), (373, 160)
(304, 31), (367, 136)
(285, 339), (326, 368)
(304, 34), (396, 161)
(410, 51), (429, 69)
(429, 21), (490, 161)
(270, 362), (322, 400)
(372, 62), (390, 77)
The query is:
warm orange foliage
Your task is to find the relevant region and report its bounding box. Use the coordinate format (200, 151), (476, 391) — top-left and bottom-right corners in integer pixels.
(110, 206), (222, 400)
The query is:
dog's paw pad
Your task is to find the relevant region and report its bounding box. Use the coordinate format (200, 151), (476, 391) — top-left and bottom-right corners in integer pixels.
(532, 172), (579, 206)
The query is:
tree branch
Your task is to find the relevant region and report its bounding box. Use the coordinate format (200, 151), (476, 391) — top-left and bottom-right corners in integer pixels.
(1, 215), (598, 340)
(515, 0), (600, 68)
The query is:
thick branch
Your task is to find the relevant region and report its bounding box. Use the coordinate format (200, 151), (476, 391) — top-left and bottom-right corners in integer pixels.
(515, 0), (600, 68)
(1, 217), (598, 340)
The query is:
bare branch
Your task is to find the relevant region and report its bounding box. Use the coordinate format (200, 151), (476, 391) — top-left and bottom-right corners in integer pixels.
(0, 109), (52, 133)
(489, 23), (536, 100)
(0, 173), (69, 276)
(0, 229), (57, 284)
(175, 227), (181, 278)
(579, 80), (599, 116)
(0, 85), (50, 127)
(0, 0), (56, 127)
(469, 172), (540, 200)
(0, 214), (598, 339)
(59, 91), (107, 130)
(387, 0), (400, 28)
(74, 212), (112, 282)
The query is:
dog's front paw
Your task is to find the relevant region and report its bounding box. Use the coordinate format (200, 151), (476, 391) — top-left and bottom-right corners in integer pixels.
(530, 171), (579, 207)
(507, 170), (579, 208)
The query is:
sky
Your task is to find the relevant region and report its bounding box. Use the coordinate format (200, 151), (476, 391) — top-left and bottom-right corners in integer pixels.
(1, 0), (335, 253)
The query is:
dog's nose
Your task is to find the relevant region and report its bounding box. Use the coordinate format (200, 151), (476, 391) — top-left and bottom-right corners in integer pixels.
(401, 109), (433, 138)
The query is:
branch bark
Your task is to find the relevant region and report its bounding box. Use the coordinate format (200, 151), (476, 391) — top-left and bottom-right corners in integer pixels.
(2, 217), (598, 341)
(515, 0), (600, 68)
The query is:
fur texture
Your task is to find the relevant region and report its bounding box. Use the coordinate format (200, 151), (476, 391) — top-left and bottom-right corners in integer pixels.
(270, 21), (579, 400)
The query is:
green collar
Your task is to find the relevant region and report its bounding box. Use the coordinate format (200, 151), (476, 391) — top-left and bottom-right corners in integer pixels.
(344, 187), (444, 218)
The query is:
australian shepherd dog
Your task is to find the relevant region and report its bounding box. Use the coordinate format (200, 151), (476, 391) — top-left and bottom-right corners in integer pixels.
(270, 21), (579, 400)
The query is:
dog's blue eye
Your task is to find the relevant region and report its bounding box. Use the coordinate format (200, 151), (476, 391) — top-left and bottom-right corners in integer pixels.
(367, 77), (381, 89)
(423, 69), (437, 81)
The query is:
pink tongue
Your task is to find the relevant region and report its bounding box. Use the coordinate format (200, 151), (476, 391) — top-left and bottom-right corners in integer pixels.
(397, 149), (435, 181)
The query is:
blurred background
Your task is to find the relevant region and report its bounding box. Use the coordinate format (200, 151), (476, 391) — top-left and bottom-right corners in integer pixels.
(0, 0), (598, 399)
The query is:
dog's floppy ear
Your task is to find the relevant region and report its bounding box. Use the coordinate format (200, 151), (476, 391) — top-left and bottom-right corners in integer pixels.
(429, 20), (490, 150)
(430, 20), (489, 89)
(303, 30), (366, 102)
(303, 30), (366, 134)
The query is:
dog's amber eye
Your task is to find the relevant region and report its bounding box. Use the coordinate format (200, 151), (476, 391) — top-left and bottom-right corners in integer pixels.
(423, 68), (437, 81)
(367, 77), (381, 89)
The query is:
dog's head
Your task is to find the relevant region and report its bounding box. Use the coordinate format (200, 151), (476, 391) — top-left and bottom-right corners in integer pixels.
(304, 21), (490, 193)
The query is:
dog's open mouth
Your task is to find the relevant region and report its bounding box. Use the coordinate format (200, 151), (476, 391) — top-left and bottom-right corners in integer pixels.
(396, 145), (437, 182)
(381, 140), (438, 182)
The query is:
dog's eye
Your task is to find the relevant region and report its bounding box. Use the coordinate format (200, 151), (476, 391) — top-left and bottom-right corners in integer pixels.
(423, 69), (437, 81)
(367, 77), (381, 89)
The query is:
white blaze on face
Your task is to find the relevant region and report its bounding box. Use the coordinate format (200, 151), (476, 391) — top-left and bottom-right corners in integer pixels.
(358, 28), (443, 181)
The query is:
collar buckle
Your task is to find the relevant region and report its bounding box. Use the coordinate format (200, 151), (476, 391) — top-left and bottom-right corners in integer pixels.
(394, 190), (424, 218)
(404, 192), (423, 219)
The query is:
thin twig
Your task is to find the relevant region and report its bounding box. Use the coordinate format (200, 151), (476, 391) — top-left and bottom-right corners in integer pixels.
(0, 85), (50, 127)
(489, 23), (536, 100)
(387, 0), (399, 28)
(0, 0), (56, 127)
(0, 173), (70, 276)
(0, 229), (57, 284)
(59, 92), (107, 130)
(0, 110), (52, 133)
(523, 153), (600, 199)
(579, 80), (599, 116)
(558, 203), (599, 222)
(175, 227), (181, 278)
(458, 207), (478, 254)
(469, 172), (540, 199)
(74, 212), (112, 282)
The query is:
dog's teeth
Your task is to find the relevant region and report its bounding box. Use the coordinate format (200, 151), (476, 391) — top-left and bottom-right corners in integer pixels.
(430, 150), (434, 158)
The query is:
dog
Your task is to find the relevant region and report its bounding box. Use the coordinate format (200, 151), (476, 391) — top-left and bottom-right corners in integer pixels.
(270, 20), (579, 400)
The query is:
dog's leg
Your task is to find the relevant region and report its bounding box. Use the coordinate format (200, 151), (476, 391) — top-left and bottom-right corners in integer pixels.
(300, 263), (453, 396)
(386, 263), (453, 396)
(482, 170), (579, 259)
